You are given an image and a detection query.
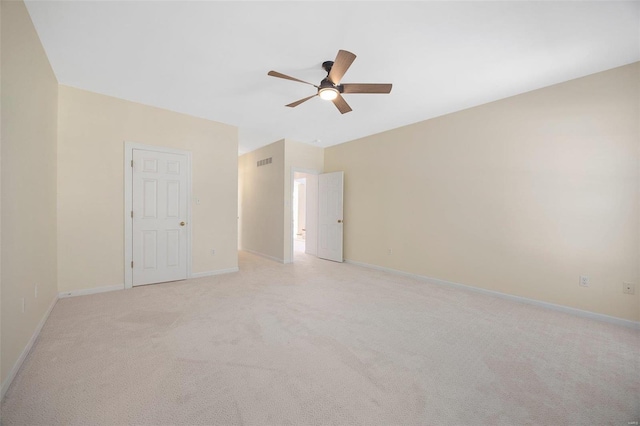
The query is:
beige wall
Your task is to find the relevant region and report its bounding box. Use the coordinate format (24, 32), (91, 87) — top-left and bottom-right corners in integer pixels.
(1, 0), (59, 384)
(325, 63), (640, 322)
(283, 140), (324, 263)
(238, 140), (285, 261)
(57, 86), (238, 292)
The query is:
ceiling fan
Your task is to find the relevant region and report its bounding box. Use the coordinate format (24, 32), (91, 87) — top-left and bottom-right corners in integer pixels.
(268, 50), (392, 114)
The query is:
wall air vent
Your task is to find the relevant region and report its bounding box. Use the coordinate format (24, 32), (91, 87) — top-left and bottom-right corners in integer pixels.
(257, 157), (272, 167)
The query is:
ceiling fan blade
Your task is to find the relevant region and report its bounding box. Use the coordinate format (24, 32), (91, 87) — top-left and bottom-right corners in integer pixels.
(328, 50), (356, 85)
(286, 94), (318, 108)
(268, 71), (316, 87)
(341, 83), (393, 94)
(332, 94), (352, 114)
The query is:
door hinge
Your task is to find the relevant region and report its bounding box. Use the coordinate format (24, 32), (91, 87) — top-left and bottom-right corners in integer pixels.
(131, 261), (134, 268)
(131, 160), (133, 167)
(131, 210), (133, 218)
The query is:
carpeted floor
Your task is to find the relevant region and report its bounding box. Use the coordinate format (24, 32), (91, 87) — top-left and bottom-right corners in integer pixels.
(2, 251), (639, 425)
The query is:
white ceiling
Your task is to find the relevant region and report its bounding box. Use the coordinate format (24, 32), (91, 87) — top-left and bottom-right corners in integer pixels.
(25, 1), (640, 154)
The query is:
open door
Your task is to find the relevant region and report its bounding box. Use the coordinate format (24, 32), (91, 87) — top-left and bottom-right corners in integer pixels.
(318, 171), (344, 262)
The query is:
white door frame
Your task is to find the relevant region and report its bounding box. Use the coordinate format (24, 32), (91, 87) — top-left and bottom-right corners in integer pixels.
(290, 167), (319, 263)
(124, 142), (193, 289)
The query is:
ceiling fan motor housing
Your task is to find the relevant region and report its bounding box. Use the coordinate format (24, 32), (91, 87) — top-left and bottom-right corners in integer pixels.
(319, 78), (343, 92)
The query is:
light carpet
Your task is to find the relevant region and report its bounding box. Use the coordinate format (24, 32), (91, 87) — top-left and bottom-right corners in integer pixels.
(2, 251), (639, 425)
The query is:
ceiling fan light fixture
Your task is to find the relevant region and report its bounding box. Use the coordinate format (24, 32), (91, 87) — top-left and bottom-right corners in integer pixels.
(318, 87), (338, 101)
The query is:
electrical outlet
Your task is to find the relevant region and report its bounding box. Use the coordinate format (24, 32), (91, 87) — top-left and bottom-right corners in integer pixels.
(211, 249), (215, 255)
(579, 275), (589, 287)
(388, 248), (393, 255)
(623, 282), (635, 295)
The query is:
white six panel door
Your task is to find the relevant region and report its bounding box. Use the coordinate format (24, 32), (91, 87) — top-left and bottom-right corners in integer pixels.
(132, 149), (188, 286)
(318, 171), (344, 262)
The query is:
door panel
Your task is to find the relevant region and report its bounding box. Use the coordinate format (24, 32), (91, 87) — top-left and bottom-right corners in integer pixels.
(166, 229), (180, 267)
(166, 180), (180, 217)
(142, 180), (157, 218)
(318, 171), (344, 262)
(142, 230), (157, 269)
(133, 149), (188, 286)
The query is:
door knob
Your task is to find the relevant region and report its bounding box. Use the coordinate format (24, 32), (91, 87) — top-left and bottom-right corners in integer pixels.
(337, 219), (343, 223)
(180, 221), (186, 226)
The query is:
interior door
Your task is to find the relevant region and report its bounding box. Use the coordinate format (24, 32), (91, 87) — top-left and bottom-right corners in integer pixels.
(318, 171), (344, 262)
(132, 149), (188, 286)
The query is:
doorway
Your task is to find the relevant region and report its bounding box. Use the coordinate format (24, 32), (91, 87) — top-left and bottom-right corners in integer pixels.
(290, 170), (319, 261)
(289, 169), (343, 263)
(293, 176), (307, 253)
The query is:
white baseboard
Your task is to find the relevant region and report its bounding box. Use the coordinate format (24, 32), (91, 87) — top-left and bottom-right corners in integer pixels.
(345, 259), (640, 330)
(58, 284), (124, 299)
(241, 248), (284, 264)
(191, 267), (239, 278)
(1, 295), (58, 400)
